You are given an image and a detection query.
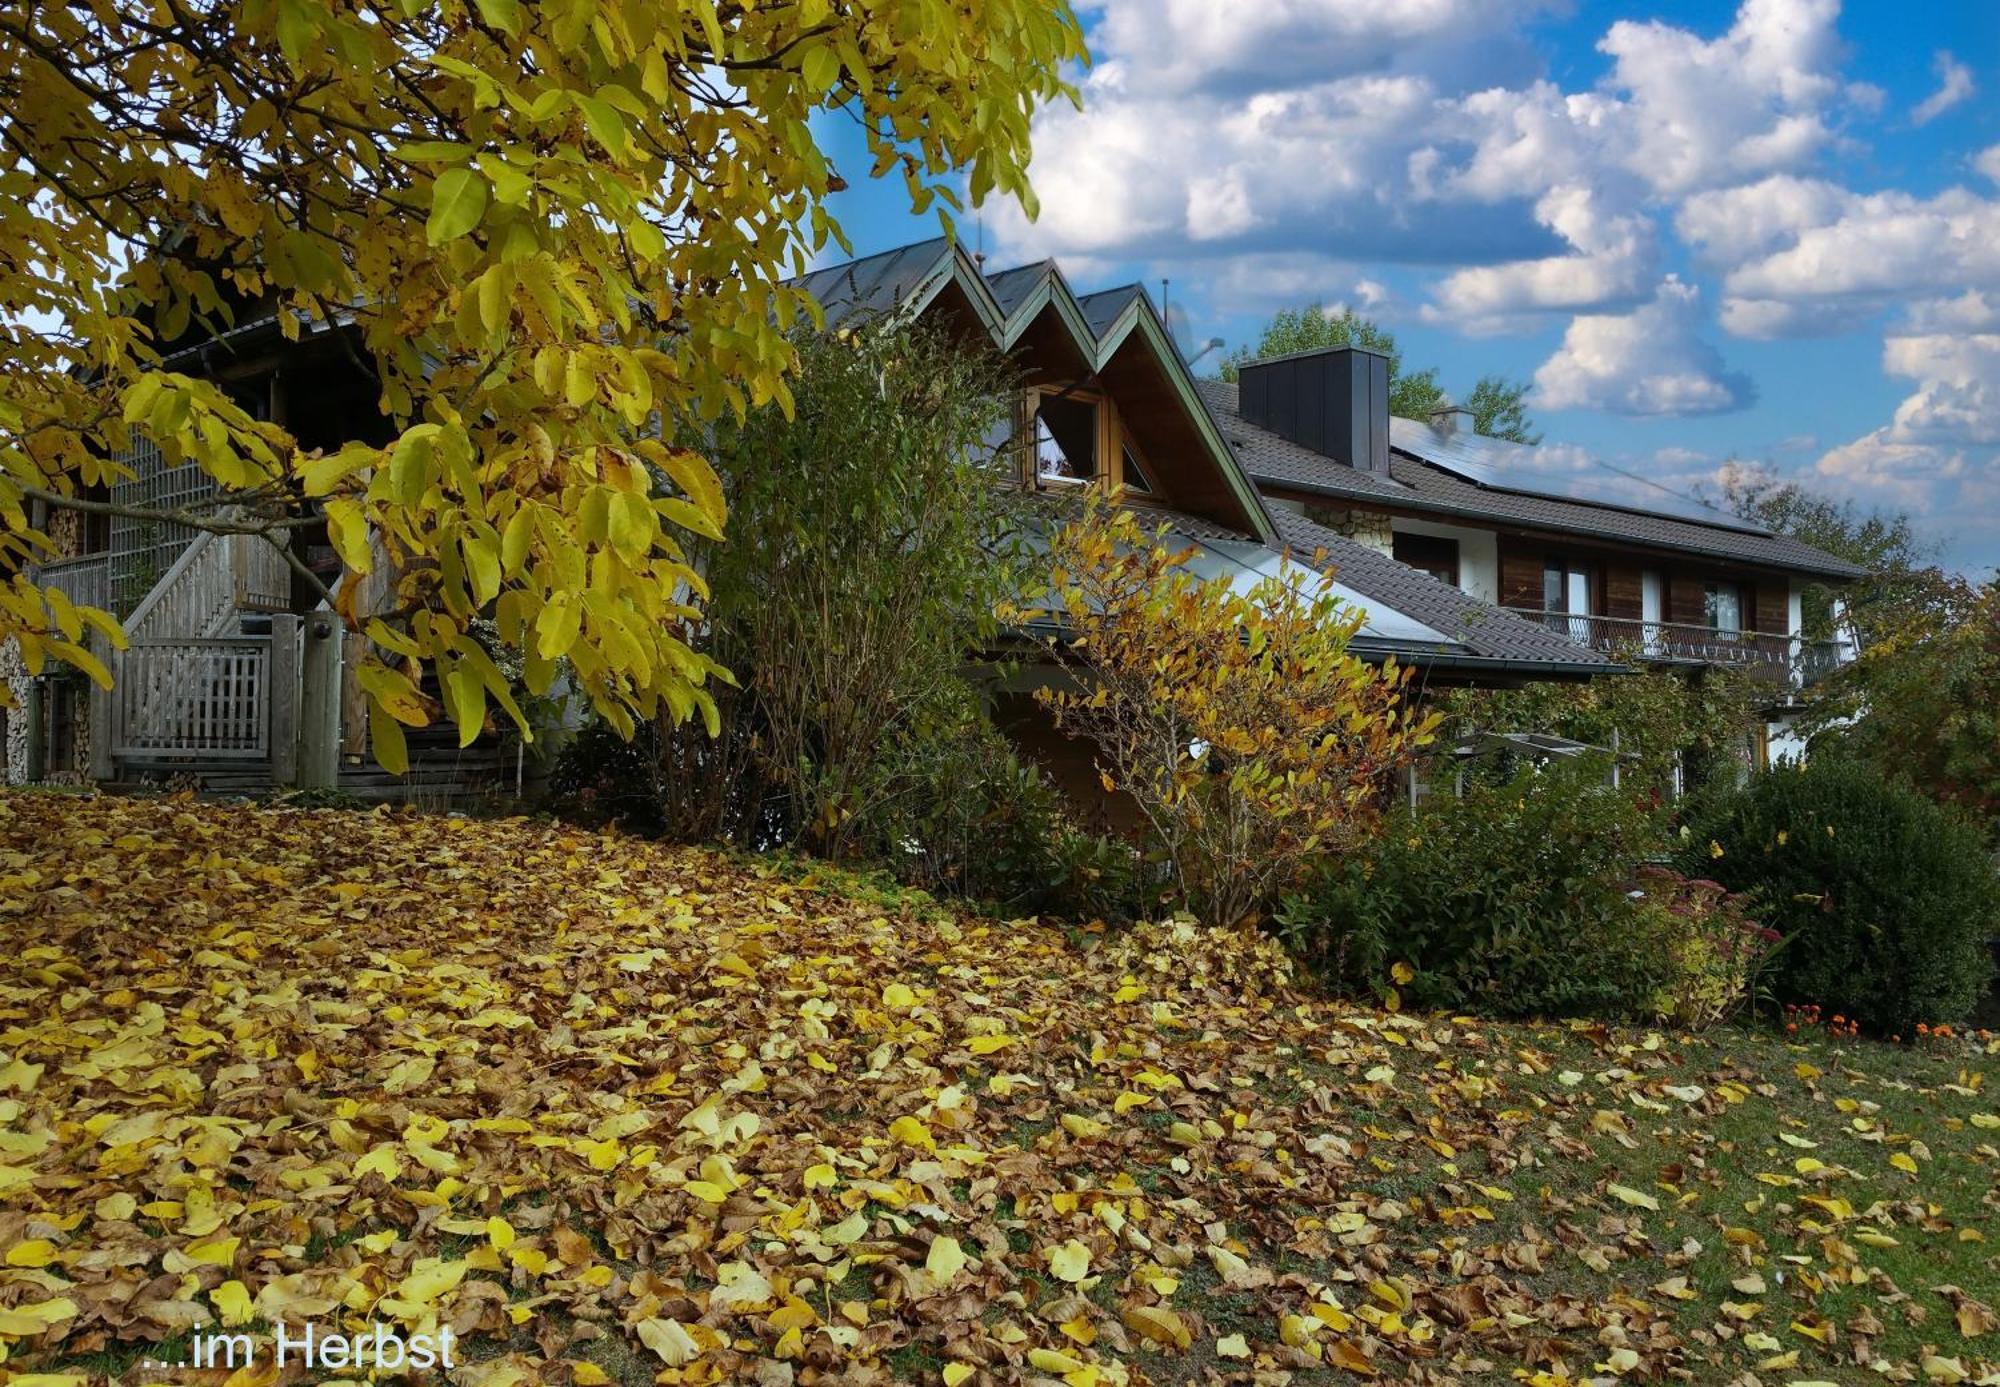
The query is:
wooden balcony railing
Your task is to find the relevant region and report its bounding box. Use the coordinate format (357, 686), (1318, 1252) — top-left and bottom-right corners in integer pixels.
(28, 553), (111, 613)
(1509, 609), (1851, 686)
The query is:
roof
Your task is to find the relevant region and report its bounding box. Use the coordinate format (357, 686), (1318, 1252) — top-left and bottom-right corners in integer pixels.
(793, 240), (1618, 679)
(1269, 509), (1620, 672)
(790, 239), (955, 325)
(789, 241), (1278, 544)
(1199, 379), (1866, 580)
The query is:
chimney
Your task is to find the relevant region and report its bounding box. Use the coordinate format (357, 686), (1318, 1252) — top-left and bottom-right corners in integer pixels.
(1235, 345), (1391, 476)
(1429, 398), (1476, 438)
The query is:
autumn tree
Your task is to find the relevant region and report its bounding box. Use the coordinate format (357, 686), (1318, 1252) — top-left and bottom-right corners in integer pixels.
(0, 0), (1085, 767)
(1021, 500), (1438, 927)
(1220, 306), (1539, 443)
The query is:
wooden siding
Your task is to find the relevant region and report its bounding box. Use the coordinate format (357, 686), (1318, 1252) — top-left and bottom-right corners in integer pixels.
(1667, 575), (1707, 626)
(1604, 564), (1644, 621)
(1498, 544), (1544, 610)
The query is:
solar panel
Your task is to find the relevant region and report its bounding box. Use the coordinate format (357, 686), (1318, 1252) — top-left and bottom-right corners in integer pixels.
(1389, 418), (1770, 535)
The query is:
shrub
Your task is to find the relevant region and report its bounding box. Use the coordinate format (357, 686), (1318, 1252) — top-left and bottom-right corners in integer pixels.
(836, 689), (1142, 921)
(1629, 866), (1779, 1030)
(1020, 499), (1437, 927)
(1277, 762), (1672, 1019)
(1678, 760), (2000, 1034)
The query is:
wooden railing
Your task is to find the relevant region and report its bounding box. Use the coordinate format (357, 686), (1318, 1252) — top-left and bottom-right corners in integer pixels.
(29, 554), (111, 613)
(122, 530), (293, 639)
(1510, 609), (1851, 685)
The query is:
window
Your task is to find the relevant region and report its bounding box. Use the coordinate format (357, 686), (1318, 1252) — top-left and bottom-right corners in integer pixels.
(1542, 558), (1594, 640)
(1032, 391), (1097, 486)
(1393, 532), (1459, 587)
(1704, 581), (1743, 640)
(1120, 443), (1156, 496)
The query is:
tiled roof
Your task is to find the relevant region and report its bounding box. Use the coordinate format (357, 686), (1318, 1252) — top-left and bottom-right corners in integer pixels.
(1199, 379), (1867, 580)
(984, 260), (1051, 318)
(1078, 285), (1143, 338)
(1269, 510), (1620, 671)
(790, 239), (952, 326)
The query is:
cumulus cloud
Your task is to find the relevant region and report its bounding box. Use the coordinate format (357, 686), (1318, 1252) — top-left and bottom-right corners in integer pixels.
(1677, 185), (2000, 339)
(1533, 278), (1755, 416)
(1977, 144), (2000, 186)
(1911, 51), (1976, 126)
(989, 0), (1858, 304)
(1593, 0), (1847, 196)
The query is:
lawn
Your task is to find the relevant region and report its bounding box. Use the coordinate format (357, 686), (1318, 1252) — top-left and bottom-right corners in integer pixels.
(0, 792), (1995, 1387)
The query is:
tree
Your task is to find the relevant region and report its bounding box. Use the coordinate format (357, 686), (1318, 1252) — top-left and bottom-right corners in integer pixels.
(1715, 467), (1938, 642)
(1019, 500), (1438, 927)
(0, 0), (1084, 769)
(1220, 305), (1539, 443)
(687, 319), (1029, 859)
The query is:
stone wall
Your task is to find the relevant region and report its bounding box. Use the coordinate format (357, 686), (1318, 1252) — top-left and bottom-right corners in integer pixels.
(1303, 504), (1395, 554)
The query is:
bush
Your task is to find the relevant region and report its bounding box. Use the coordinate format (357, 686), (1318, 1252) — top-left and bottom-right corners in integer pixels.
(835, 690), (1142, 921)
(1277, 762), (1672, 1019)
(1678, 760), (2000, 1034)
(1629, 866), (1778, 1030)
(1021, 499), (1437, 927)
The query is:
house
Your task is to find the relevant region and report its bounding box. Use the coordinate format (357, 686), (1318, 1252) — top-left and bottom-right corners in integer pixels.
(6, 237), (1616, 801)
(1197, 350), (1867, 770)
(791, 239), (1627, 806)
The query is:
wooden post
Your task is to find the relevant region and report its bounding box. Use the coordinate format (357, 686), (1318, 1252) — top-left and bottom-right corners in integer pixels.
(297, 611), (342, 790)
(268, 613), (299, 787)
(87, 635), (115, 782)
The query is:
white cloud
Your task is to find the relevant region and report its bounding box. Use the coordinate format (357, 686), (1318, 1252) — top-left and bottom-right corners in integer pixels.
(1910, 50), (1975, 126)
(1426, 184), (1656, 325)
(1594, 0), (1848, 195)
(1977, 144), (2000, 186)
(1534, 278), (1755, 416)
(1696, 186), (2000, 339)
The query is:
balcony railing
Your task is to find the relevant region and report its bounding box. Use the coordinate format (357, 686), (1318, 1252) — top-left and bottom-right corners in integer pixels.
(27, 553), (111, 614)
(1510, 609), (1852, 686)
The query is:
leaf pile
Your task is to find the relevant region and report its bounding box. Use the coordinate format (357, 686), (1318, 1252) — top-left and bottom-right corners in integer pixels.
(0, 794), (1995, 1385)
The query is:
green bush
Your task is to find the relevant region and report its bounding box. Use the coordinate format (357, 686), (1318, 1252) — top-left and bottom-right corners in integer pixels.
(837, 691), (1142, 921)
(1677, 760), (1999, 1034)
(1277, 762), (1672, 1019)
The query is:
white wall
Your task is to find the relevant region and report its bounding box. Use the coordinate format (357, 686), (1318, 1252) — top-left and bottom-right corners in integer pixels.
(1767, 714), (1809, 766)
(1788, 578), (1805, 639)
(1389, 517), (1499, 602)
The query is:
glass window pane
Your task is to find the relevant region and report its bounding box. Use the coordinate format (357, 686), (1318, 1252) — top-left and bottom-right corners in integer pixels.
(1705, 582), (1742, 638)
(1035, 393), (1097, 484)
(1121, 444), (1155, 494)
(1543, 562), (1564, 612)
(1566, 569), (1592, 616)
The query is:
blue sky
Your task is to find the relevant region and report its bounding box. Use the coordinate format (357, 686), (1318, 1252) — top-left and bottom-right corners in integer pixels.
(815, 0), (1998, 573)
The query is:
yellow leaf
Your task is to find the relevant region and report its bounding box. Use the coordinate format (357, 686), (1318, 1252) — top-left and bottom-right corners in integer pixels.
(926, 1235), (968, 1285)
(968, 1033), (1018, 1055)
(1890, 1152), (1919, 1174)
(211, 1280), (255, 1327)
(889, 1116), (935, 1151)
(1216, 1333), (1251, 1359)
(637, 1317), (702, 1366)
(1122, 1304), (1191, 1350)
(882, 982), (916, 1009)
(7, 1239), (57, 1267)
(1046, 1239), (1092, 1283)
(1606, 1183), (1660, 1211)
(1029, 1348), (1086, 1373)
(942, 1365), (976, 1386)
(487, 1216), (516, 1250)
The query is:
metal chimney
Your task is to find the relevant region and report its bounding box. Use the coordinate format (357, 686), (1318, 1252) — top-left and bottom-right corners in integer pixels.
(1234, 345), (1391, 475)
(1429, 398), (1476, 438)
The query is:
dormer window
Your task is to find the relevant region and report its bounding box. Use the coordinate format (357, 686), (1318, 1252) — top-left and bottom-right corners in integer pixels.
(1031, 390), (1098, 487)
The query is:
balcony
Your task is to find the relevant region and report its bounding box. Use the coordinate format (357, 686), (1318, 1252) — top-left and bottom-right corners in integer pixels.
(28, 553), (112, 614)
(1511, 610), (1852, 688)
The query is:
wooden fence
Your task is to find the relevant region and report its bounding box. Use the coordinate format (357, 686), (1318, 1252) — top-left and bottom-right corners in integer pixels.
(93, 616), (299, 782)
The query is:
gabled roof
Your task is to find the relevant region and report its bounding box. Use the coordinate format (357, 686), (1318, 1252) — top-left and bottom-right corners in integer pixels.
(1199, 379), (1866, 580)
(791, 240), (1278, 543)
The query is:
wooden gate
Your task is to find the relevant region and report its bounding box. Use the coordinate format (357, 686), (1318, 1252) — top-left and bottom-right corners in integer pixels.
(112, 637), (274, 760)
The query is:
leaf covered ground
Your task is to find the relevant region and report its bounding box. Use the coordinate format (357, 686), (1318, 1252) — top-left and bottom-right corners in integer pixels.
(0, 793), (1996, 1387)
